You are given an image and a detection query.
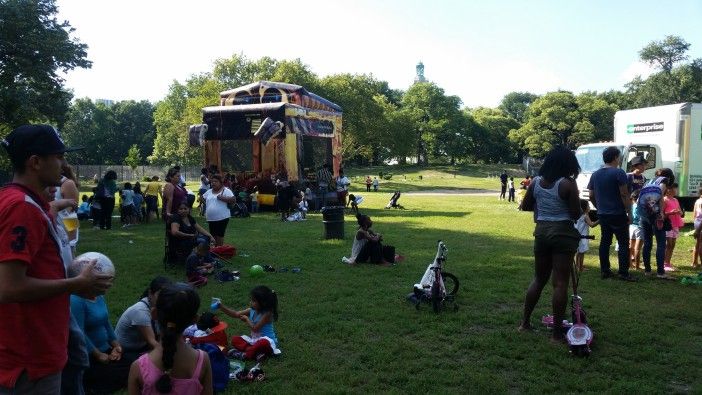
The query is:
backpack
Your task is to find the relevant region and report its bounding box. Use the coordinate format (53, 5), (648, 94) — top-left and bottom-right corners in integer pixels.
(193, 343), (229, 392)
(637, 177), (665, 218)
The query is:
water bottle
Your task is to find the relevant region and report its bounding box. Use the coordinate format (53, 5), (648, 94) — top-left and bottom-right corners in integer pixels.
(210, 297), (221, 311)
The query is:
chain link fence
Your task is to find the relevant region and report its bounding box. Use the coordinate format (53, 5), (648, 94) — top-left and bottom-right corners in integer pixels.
(73, 165), (203, 183)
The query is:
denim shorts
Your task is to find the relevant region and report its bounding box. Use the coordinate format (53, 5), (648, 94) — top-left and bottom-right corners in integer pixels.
(629, 225), (643, 240)
(533, 221), (580, 255)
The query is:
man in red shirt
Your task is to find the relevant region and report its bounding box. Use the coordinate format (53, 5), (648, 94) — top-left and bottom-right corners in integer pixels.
(0, 124), (112, 394)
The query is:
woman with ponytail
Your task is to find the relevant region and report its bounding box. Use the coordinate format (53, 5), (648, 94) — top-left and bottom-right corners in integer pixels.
(127, 283), (212, 394)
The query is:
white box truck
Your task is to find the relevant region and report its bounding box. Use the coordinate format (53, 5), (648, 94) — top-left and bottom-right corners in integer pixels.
(575, 103), (702, 210)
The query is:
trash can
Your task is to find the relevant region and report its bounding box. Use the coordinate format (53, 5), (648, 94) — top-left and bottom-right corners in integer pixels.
(321, 206), (345, 239)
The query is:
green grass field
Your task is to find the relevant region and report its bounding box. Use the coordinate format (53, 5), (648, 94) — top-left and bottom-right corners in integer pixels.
(80, 179), (702, 394)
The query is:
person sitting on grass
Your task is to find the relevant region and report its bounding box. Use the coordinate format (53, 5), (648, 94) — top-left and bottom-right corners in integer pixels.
(127, 283), (213, 394)
(186, 242), (215, 287)
(216, 285), (281, 362)
(342, 213), (403, 266)
(169, 202), (214, 262)
(115, 276), (172, 365)
(77, 194), (90, 220)
(519, 146), (582, 343)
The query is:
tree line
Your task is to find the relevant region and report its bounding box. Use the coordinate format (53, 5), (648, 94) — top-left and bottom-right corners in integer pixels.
(2, 0), (702, 168)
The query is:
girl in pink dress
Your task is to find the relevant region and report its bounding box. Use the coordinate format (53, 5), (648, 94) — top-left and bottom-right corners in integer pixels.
(663, 183), (684, 271)
(128, 283), (212, 395)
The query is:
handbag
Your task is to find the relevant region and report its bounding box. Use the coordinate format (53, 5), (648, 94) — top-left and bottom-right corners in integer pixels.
(663, 218), (672, 232)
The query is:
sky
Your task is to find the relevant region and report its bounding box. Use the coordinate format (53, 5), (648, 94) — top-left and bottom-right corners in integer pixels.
(56, 0), (702, 108)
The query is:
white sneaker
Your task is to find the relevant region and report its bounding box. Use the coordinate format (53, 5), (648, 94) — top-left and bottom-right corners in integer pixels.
(341, 257), (352, 264)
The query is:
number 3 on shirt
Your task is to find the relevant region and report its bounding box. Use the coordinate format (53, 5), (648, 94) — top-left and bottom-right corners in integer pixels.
(11, 226), (28, 252)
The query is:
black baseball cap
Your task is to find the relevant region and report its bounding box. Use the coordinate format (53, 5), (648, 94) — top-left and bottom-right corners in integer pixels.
(1, 124), (82, 161)
(631, 156), (648, 166)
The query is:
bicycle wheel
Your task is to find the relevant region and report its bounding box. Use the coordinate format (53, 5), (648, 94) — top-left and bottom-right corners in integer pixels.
(441, 272), (459, 296)
(431, 282), (441, 313)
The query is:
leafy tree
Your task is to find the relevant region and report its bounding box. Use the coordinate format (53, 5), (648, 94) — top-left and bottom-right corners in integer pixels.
(111, 100), (156, 160)
(63, 98), (155, 165)
(212, 55), (277, 88)
(62, 98), (113, 164)
(509, 91), (607, 157)
(0, 0), (91, 128)
(150, 76), (221, 165)
(639, 35), (690, 73)
(402, 82), (463, 165)
(124, 144), (141, 170)
(498, 92), (539, 123)
(318, 73), (389, 162)
(470, 107), (520, 163)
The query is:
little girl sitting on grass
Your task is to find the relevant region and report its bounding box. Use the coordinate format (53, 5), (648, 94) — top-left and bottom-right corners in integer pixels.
(216, 285), (281, 362)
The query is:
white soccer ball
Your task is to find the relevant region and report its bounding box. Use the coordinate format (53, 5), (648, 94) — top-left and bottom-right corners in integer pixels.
(68, 252), (116, 278)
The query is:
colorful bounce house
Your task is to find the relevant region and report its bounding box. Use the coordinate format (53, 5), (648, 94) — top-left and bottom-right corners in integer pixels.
(189, 81), (343, 205)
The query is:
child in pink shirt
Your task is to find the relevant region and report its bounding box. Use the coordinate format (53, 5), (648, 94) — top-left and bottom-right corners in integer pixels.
(128, 283), (212, 395)
(663, 183), (684, 271)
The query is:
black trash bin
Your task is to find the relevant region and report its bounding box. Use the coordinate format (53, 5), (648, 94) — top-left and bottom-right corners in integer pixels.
(321, 206), (345, 239)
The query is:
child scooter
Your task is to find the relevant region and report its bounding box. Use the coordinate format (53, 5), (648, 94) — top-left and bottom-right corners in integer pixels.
(542, 235), (594, 356)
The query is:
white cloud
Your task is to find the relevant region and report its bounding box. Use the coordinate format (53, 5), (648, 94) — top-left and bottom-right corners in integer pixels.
(619, 61), (656, 84)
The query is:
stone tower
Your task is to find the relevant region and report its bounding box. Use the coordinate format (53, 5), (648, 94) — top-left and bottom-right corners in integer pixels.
(414, 61), (426, 83)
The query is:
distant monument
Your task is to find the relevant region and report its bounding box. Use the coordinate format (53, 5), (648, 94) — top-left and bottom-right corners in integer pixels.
(414, 61), (426, 83)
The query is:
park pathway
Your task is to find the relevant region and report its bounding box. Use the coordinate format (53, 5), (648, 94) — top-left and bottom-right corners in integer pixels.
(403, 188), (497, 196)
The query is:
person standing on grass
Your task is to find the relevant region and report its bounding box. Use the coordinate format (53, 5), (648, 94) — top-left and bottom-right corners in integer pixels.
(336, 169), (350, 207)
(55, 163), (80, 251)
(638, 168), (675, 279)
(0, 124), (112, 394)
(692, 187), (702, 268)
(629, 190), (644, 270)
(373, 176), (379, 192)
(499, 170), (508, 200)
(508, 177), (516, 202)
(202, 175), (235, 246)
(587, 146), (636, 281)
(163, 167), (187, 220)
(575, 200), (598, 272)
(663, 183), (684, 272)
(519, 146), (581, 342)
(97, 170), (118, 230)
(143, 176), (162, 222)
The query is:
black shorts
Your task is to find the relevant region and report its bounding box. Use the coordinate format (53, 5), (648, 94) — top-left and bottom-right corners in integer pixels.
(122, 204), (134, 217)
(208, 218), (229, 238)
(533, 221), (579, 255)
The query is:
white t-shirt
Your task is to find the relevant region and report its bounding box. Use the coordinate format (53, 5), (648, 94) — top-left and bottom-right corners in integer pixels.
(203, 187), (234, 222)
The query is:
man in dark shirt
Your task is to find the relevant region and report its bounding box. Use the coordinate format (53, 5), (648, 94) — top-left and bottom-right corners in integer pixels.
(587, 146), (635, 281)
(499, 171), (508, 200)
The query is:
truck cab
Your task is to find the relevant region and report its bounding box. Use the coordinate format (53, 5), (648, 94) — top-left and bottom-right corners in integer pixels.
(575, 143), (661, 209)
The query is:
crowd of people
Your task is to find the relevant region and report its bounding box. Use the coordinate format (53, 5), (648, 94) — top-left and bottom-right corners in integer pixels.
(0, 124), (290, 394)
(518, 144), (702, 342)
(2, 123), (700, 393)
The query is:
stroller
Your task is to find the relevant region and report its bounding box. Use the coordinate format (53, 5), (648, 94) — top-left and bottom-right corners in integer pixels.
(385, 191), (404, 209)
(409, 241), (459, 312)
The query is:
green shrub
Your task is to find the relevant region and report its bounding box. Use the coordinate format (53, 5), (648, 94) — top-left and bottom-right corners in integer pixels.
(383, 173), (393, 180)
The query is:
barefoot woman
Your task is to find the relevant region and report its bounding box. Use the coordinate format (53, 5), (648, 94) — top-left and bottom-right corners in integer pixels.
(519, 146), (582, 341)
